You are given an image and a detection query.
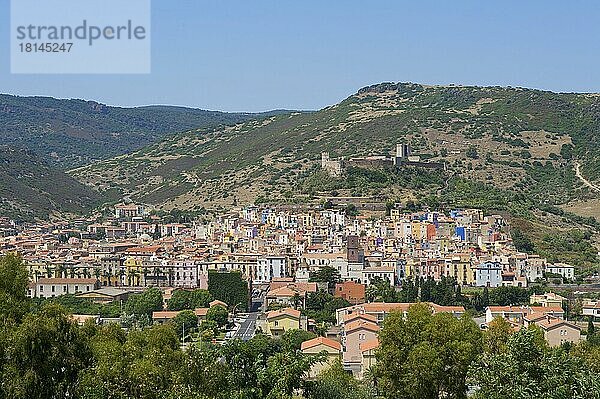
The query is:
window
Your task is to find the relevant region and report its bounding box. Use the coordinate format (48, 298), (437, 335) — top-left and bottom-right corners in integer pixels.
(51, 286), (55, 292)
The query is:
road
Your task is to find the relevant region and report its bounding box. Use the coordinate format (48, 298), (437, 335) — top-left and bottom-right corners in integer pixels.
(575, 162), (600, 192)
(230, 286), (266, 341)
(232, 312), (259, 341)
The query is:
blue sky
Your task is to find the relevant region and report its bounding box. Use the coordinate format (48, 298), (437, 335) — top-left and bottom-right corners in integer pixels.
(1, 0), (600, 112)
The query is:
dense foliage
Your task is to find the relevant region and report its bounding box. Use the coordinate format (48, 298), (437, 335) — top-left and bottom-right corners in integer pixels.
(207, 271), (249, 312)
(2, 255), (600, 399)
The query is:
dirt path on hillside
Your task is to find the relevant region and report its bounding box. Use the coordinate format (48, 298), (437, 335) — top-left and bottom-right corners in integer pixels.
(575, 162), (600, 192)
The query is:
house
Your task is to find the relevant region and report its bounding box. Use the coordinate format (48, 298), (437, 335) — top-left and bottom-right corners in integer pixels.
(265, 281), (317, 308)
(301, 337), (342, 378)
(115, 203), (145, 219)
(70, 314), (100, 325)
(334, 281), (366, 304)
(30, 278), (99, 298)
(530, 292), (566, 308)
(485, 305), (564, 325)
(536, 317), (581, 347)
(582, 300), (600, 320)
(359, 338), (379, 379)
(545, 263), (575, 280)
(265, 308), (302, 336)
(361, 266), (396, 286)
(209, 299), (228, 309)
(152, 311), (181, 324)
(336, 302), (466, 326)
(76, 287), (130, 304)
(342, 319), (379, 374)
(152, 308), (209, 324)
(474, 261), (502, 287)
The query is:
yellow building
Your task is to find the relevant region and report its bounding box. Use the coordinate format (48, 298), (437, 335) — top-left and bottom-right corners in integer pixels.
(124, 257), (143, 286)
(444, 254), (474, 286)
(266, 307), (301, 336)
(301, 337), (342, 378)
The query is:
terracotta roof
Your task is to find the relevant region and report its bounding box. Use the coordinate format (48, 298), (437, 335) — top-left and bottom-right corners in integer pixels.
(266, 308), (301, 320)
(125, 246), (162, 253)
(536, 318), (580, 331)
(359, 338), (380, 352)
(301, 336), (342, 351)
(343, 312), (378, 324)
(210, 300), (228, 308)
(194, 308), (209, 317)
(269, 281), (318, 292)
(152, 311), (180, 319)
(344, 319), (379, 334)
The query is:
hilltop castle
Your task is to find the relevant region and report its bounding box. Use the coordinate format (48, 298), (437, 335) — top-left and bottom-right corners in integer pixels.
(321, 143), (444, 176)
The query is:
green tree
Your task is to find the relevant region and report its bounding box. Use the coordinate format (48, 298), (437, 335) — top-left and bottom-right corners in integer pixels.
(125, 287), (164, 325)
(0, 254), (30, 324)
(511, 229), (535, 253)
(304, 360), (372, 399)
(76, 324), (184, 399)
(470, 328), (600, 399)
(366, 277), (396, 302)
(485, 317), (513, 354)
(375, 303), (482, 399)
(168, 289), (212, 311)
(309, 266), (341, 292)
(206, 305), (228, 328)
(466, 145), (479, 159)
(208, 271), (248, 312)
(3, 304), (92, 399)
(172, 310), (198, 338)
(280, 329), (316, 351)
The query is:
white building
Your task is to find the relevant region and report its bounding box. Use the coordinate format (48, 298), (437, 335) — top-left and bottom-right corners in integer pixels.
(29, 278), (99, 298)
(545, 263), (575, 280)
(582, 300), (600, 320)
(168, 259), (198, 288)
(475, 261), (502, 287)
(256, 256), (288, 283)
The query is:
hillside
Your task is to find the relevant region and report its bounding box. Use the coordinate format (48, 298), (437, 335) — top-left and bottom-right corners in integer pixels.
(0, 146), (102, 220)
(73, 83), (600, 210)
(0, 94), (289, 168)
(71, 82), (600, 272)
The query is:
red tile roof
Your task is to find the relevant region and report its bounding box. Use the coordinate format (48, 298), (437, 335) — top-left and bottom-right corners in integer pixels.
(266, 308), (301, 320)
(301, 336), (342, 351)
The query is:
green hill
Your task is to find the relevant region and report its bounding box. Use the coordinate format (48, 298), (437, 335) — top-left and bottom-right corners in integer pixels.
(73, 83), (599, 210)
(0, 146), (102, 220)
(0, 94), (290, 168)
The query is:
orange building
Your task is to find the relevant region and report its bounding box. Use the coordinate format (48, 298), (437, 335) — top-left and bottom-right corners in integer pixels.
(334, 281), (366, 304)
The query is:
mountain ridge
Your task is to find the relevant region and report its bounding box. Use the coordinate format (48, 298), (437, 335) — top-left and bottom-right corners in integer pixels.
(0, 93), (295, 168)
(72, 81), (600, 210)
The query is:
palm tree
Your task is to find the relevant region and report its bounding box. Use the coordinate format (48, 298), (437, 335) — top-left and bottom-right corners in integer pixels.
(291, 293), (302, 310)
(142, 267), (149, 287)
(118, 269), (126, 286)
(168, 268), (175, 287)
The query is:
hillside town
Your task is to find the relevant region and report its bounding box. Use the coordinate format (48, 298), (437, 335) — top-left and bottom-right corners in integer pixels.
(1, 202), (597, 379)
